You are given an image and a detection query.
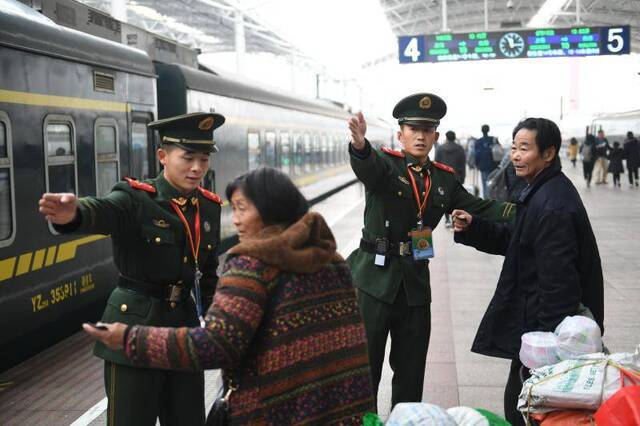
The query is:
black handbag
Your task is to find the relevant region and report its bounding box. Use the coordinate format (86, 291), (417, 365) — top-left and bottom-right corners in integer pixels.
(206, 379), (237, 426)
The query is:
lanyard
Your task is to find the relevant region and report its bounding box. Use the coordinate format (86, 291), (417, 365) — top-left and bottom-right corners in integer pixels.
(170, 198), (205, 326)
(170, 199), (201, 268)
(406, 166), (431, 226)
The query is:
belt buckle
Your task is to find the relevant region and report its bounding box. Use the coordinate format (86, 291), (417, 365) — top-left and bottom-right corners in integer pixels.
(398, 241), (411, 257)
(167, 285), (184, 308)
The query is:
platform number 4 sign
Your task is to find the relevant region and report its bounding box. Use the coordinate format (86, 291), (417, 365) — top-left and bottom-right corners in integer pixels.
(399, 36), (425, 63)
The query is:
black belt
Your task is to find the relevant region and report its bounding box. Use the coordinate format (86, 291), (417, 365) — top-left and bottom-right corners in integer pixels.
(118, 274), (190, 304)
(360, 239), (413, 257)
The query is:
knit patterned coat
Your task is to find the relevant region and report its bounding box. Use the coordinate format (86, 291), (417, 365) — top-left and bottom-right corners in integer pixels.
(125, 212), (375, 425)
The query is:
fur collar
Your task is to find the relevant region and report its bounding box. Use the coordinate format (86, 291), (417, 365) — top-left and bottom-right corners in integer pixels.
(227, 212), (343, 273)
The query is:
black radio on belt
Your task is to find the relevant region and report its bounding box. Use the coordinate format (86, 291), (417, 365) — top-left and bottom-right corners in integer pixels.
(374, 220), (390, 267)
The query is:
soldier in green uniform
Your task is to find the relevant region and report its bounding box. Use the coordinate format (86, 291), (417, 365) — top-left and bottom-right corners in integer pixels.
(347, 93), (513, 408)
(38, 112), (225, 425)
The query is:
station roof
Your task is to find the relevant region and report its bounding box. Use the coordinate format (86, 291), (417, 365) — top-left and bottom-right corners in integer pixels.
(77, 0), (306, 57)
(380, 0), (640, 50)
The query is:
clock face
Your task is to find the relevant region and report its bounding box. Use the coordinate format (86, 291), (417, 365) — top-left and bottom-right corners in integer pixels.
(499, 32), (525, 57)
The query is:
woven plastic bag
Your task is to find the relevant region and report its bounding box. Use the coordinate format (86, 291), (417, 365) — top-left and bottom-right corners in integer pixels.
(386, 403), (457, 426)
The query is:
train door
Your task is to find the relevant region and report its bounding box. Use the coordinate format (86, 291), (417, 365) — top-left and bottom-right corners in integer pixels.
(129, 111), (156, 180)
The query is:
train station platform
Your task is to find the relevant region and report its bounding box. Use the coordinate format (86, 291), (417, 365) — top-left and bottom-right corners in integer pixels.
(1, 157), (639, 424)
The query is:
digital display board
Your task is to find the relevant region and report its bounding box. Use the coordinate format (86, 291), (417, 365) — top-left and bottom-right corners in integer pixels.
(398, 25), (630, 64)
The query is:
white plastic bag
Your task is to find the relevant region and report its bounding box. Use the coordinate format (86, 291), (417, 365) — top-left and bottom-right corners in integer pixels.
(446, 406), (489, 426)
(519, 331), (562, 368)
(386, 403), (457, 426)
(555, 315), (602, 360)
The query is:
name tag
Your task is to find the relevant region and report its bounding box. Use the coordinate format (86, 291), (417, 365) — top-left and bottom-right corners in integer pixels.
(409, 227), (434, 260)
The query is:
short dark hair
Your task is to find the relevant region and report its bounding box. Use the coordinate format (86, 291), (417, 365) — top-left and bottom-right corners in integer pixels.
(445, 130), (456, 141)
(481, 124), (490, 134)
(614, 141), (620, 148)
(512, 117), (561, 156)
(628, 131), (634, 138)
(226, 167), (309, 226)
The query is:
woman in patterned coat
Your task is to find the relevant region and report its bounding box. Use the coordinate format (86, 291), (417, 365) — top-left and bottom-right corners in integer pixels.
(84, 167), (375, 425)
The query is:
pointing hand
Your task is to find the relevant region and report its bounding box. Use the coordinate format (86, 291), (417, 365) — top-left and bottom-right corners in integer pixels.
(348, 111), (367, 149)
(38, 193), (78, 225)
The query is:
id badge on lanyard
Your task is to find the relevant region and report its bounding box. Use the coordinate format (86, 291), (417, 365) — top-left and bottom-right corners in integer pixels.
(407, 167), (435, 260)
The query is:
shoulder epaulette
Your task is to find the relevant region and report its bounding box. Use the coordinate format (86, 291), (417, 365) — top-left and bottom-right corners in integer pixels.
(432, 161), (455, 174)
(197, 186), (223, 205)
(381, 147), (405, 158)
(124, 177), (156, 193)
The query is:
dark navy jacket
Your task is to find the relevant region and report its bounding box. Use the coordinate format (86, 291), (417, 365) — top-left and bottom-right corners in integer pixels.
(455, 161), (604, 359)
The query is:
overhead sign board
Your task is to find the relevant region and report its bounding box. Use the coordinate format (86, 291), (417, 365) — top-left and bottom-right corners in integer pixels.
(398, 25), (630, 64)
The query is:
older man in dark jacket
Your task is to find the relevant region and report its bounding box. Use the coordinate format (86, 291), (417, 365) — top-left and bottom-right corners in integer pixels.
(452, 117), (604, 426)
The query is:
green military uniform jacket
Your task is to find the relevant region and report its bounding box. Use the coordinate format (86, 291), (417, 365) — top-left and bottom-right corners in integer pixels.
(348, 140), (514, 306)
(56, 173), (221, 365)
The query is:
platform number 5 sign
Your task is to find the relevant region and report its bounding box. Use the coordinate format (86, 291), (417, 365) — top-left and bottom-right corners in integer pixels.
(602, 26), (630, 55)
(399, 36), (426, 63)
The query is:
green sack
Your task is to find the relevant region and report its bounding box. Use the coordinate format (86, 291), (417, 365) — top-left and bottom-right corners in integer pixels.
(475, 408), (511, 426)
(362, 412), (384, 426)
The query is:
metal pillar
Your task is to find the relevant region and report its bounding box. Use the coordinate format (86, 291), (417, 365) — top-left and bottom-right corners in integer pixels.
(111, 0), (127, 22)
(576, 0), (581, 24)
(484, 0), (488, 30)
(442, 0), (448, 32)
(235, 10), (246, 75)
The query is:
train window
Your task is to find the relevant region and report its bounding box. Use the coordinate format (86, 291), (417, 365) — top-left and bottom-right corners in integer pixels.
(280, 132), (291, 174)
(303, 133), (312, 174)
(265, 131), (276, 167)
(248, 131), (260, 170)
(0, 114), (15, 246)
(313, 134), (321, 171)
(293, 133), (302, 175)
(95, 119), (119, 197)
(131, 122), (150, 180)
(321, 134), (329, 168)
(45, 117), (77, 194)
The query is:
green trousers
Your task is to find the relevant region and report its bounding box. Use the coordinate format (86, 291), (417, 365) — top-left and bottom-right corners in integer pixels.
(357, 286), (431, 409)
(104, 361), (205, 426)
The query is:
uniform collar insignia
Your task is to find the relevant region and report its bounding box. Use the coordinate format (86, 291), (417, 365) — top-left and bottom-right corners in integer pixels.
(191, 197), (198, 206)
(153, 219), (170, 228)
(411, 164), (423, 172)
(398, 176), (410, 185)
(173, 197), (188, 206)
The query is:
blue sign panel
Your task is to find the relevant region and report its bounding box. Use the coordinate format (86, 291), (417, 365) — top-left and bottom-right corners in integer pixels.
(398, 25), (631, 64)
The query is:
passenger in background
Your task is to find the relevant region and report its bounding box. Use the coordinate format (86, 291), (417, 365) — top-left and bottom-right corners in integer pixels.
(452, 117), (604, 426)
(435, 130), (466, 227)
(593, 129), (611, 184)
(83, 167), (376, 425)
(39, 113), (224, 426)
(347, 93), (514, 409)
(608, 141), (624, 188)
(568, 137), (579, 167)
(580, 134), (596, 187)
(474, 124), (500, 197)
(623, 131), (640, 188)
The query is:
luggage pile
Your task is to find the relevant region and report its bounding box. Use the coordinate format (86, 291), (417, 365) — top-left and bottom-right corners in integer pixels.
(517, 316), (640, 425)
(363, 404), (510, 426)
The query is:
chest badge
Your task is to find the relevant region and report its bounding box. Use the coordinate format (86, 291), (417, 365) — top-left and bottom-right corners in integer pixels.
(203, 221), (211, 232)
(398, 176), (410, 185)
(438, 186), (445, 195)
(153, 219), (170, 229)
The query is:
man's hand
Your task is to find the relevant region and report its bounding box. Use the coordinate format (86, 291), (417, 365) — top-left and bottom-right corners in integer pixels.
(82, 322), (128, 350)
(38, 193), (78, 225)
(452, 209), (472, 232)
(348, 111), (367, 150)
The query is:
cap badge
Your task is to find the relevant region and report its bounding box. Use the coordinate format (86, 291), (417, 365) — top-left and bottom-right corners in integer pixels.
(419, 96), (432, 109)
(198, 117), (214, 130)
(398, 176), (410, 185)
(438, 186), (445, 195)
(153, 219), (170, 228)
(204, 221), (211, 232)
